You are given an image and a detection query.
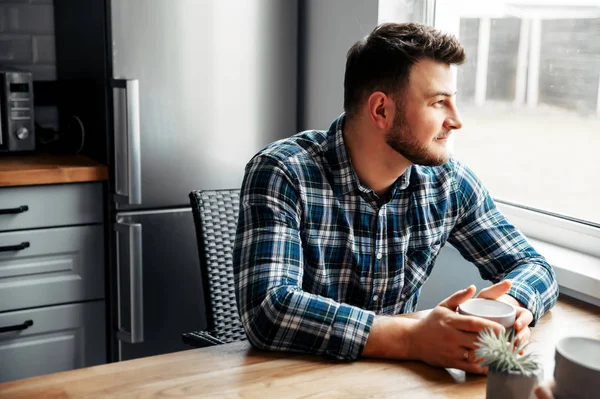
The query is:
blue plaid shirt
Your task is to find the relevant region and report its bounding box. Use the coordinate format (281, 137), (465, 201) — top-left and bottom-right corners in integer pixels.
(233, 114), (558, 360)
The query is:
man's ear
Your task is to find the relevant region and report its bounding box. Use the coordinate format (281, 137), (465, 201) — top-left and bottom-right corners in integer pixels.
(367, 92), (393, 130)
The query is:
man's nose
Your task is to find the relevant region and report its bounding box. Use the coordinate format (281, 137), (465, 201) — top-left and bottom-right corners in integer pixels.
(446, 109), (463, 130)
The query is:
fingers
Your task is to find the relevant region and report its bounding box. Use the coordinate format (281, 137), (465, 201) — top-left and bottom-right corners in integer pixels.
(476, 280), (512, 300)
(453, 346), (479, 362)
(460, 361), (488, 375)
(516, 327), (531, 350)
(534, 381), (556, 399)
(451, 354), (488, 375)
(514, 308), (534, 331)
(461, 363), (488, 375)
(449, 313), (505, 335)
(436, 328), (481, 351)
(439, 347), (488, 374)
(455, 331), (481, 350)
(439, 285), (476, 310)
(514, 308), (533, 347)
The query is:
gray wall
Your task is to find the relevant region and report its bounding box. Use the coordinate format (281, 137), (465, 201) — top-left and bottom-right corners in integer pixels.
(0, 0), (57, 128)
(297, 0), (379, 131)
(416, 245), (491, 310)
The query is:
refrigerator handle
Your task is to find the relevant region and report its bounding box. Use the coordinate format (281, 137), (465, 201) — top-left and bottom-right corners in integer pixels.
(115, 221), (144, 344)
(112, 79), (142, 205)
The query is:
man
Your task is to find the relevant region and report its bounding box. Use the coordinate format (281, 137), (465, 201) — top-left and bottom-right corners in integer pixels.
(233, 22), (558, 374)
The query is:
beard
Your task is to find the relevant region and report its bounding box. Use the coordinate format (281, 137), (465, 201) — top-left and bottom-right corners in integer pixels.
(385, 103), (451, 167)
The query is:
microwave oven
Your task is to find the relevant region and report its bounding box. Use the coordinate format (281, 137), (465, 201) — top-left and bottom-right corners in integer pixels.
(0, 70), (35, 152)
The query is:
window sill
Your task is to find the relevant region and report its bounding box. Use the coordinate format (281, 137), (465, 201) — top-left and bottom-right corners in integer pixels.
(497, 202), (600, 308)
(529, 238), (600, 308)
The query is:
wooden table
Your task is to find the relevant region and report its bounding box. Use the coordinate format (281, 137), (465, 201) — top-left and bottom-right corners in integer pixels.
(1, 295), (598, 398)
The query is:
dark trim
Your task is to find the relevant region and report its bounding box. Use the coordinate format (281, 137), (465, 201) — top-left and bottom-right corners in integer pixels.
(296, 0), (306, 133)
(32, 81), (59, 106)
(102, 0), (119, 364)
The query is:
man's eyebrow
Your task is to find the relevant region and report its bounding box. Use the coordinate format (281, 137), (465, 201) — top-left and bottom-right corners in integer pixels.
(427, 91), (457, 98)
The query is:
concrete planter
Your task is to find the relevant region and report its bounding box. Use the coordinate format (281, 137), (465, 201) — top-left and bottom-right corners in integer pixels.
(486, 367), (543, 399)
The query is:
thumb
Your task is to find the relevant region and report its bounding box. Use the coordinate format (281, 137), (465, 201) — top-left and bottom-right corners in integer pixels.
(440, 285), (476, 310)
(477, 280), (512, 300)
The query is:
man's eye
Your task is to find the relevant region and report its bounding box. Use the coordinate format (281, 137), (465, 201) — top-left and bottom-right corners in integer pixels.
(434, 100), (445, 107)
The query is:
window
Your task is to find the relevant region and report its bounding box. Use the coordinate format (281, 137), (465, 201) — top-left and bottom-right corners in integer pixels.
(379, 0), (600, 302)
(434, 0), (600, 227)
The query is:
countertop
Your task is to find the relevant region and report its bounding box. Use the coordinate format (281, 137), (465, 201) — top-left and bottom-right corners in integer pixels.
(0, 295), (598, 398)
(0, 154), (108, 187)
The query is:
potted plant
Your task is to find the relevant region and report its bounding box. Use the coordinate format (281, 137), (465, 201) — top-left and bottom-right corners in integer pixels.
(475, 327), (543, 399)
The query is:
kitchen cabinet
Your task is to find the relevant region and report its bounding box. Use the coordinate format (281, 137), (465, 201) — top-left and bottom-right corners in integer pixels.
(0, 176), (107, 383)
(0, 302), (105, 383)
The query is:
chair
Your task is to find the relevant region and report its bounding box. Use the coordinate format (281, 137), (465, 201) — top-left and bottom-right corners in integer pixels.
(182, 189), (246, 348)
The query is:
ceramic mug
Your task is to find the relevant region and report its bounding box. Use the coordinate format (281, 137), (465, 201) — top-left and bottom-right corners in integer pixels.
(457, 298), (516, 330)
(554, 336), (600, 399)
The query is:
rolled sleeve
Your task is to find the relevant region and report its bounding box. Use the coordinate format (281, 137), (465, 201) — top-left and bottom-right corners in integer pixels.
(326, 303), (375, 359)
(505, 263), (559, 325)
(234, 155), (375, 360)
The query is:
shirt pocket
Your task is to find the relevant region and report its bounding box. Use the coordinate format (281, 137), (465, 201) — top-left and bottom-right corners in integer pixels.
(402, 240), (443, 300)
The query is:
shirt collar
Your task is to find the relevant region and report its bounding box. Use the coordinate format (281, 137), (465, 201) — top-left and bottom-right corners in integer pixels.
(392, 166), (412, 192)
(326, 114), (358, 197)
(326, 113), (412, 199)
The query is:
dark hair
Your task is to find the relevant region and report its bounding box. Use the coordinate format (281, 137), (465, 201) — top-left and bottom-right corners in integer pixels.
(343, 22), (465, 119)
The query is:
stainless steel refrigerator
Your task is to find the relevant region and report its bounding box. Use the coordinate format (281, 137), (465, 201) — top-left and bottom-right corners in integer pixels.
(54, 0), (297, 361)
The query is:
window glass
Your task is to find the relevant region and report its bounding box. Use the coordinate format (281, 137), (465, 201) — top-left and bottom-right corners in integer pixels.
(432, 1), (600, 225)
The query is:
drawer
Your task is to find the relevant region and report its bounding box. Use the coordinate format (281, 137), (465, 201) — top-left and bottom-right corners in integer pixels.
(0, 183), (104, 232)
(0, 301), (106, 383)
(0, 225), (105, 312)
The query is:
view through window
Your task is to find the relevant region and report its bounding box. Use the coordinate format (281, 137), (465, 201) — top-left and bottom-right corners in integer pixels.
(429, 0), (600, 226)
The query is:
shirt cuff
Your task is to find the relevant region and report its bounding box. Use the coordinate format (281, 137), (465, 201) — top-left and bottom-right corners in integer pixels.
(325, 303), (375, 360)
(506, 279), (543, 326)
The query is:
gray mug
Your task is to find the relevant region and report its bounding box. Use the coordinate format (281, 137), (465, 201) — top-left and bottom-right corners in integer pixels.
(554, 336), (600, 399)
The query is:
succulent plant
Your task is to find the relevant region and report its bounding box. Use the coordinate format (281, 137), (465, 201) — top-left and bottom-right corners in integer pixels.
(474, 327), (540, 374)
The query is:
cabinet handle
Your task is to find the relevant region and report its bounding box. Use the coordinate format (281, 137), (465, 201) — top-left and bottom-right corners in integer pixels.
(0, 242), (30, 252)
(0, 319), (33, 333)
(0, 205), (29, 215)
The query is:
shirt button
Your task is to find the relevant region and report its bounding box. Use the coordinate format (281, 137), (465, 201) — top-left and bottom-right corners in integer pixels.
(373, 295), (379, 302)
(376, 252), (382, 260)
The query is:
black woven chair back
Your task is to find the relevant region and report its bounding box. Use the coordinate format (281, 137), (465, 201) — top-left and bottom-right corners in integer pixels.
(189, 189), (246, 344)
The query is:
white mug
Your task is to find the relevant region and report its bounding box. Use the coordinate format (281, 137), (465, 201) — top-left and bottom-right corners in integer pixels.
(457, 298), (516, 330)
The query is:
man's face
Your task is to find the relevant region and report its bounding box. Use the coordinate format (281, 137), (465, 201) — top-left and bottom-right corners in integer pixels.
(385, 58), (463, 166)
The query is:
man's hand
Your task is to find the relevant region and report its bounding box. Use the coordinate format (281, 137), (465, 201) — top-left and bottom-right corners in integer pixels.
(362, 280), (533, 373)
(476, 280), (534, 346)
(405, 285), (504, 374)
(534, 381), (556, 399)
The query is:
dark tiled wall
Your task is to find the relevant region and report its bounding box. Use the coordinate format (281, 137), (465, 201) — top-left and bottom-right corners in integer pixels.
(0, 0), (57, 128)
(0, 0), (55, 80)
